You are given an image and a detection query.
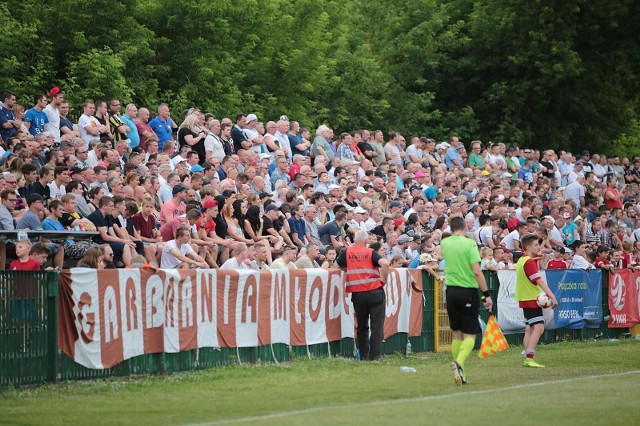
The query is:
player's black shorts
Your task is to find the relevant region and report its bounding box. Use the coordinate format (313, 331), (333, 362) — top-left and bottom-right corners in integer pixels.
(446, 286), (480, 334)
(522, 307), (544, 326)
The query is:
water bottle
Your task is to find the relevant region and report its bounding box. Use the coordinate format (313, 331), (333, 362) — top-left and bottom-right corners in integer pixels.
(354, 347), (360, 361)
(406, 339), (412, 356)
(400, 366), (417, 373)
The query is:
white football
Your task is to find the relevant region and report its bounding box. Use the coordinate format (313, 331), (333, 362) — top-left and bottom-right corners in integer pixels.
(537, 293), (553, 308)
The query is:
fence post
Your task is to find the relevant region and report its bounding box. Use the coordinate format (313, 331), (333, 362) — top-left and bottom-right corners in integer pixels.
(46, 270), (60, 384)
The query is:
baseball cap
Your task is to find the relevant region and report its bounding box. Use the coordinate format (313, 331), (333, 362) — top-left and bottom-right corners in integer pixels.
(353, 206), (366, 214)
(259, 153), (271, 160)
(265, 204), (278, 212)
(563, 212), (572, 219)
(172, 184), (187, 196)
(398, 234), (413, 244)
(409, 185), (422, 192)
(258, 192), (271, 199)
(246, 113), (258, 123)
(389, 200), (403, 209)
(70, 166), (84, 175)
(49, 87), (63, 98)
(202, 199), (217, 209)
(415, 171), (425, 178)
(435, 144), (445, 150)
(393, 218), (405, 228)
(27, 193), (44, 205)
(481, 170), (491, 176)
(357, 187), (367, 194)
(191, 165), (204, 173)
(328, 184), (341, 191)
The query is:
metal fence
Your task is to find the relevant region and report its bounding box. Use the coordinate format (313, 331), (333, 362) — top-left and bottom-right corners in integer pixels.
(0, 270), (628, 387)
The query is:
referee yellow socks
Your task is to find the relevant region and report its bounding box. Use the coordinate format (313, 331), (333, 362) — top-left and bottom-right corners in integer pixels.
(456, 338), (475, 369)
(451, 339), (462, 360)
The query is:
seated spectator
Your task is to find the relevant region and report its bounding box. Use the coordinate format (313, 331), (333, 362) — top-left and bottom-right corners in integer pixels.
(160, 225), (208, 269)
(294, 243), (322, 268)
(270, 246), (298, 270)
(77, 247), (104, 269)
(9, 240), (49, 270)
(219, 242), (251, 270)
(87, 196), (135, 267)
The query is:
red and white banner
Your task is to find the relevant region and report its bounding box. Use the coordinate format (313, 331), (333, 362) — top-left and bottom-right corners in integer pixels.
(58, 268), (423, 369)
(608, 270), (640, 328)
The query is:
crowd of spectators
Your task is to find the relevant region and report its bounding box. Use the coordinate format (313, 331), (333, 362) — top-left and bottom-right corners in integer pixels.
(1, 87), (640, 272)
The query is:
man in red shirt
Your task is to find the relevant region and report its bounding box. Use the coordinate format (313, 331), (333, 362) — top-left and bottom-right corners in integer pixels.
(159, 184), (187, 226)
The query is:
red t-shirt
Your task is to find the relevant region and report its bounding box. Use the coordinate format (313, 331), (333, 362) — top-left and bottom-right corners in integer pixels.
(621, 252), (632, 269)
(10, 258), (41, 271)
(519, 257), (541, 308)
(594, 257), (612, 269)
(197, 216), (216, 236)
(547, 259), (567, 270)
(160, 216), (186, 242)
(132, 212), (156, 238)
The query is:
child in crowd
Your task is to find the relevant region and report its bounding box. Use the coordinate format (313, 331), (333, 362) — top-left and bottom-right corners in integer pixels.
(390, 255), (404, 268)
(480, 247), (498, 271)
(516, 234), (558, 368)
(621, 241), (633, 268)
(9, 240), (40, 271)
(610, 249), (623, 269)
(9, 241), (51, 271)
(321, 246), (338, 269)
(593, 245), (614, 271)
(630, 249), (640, 270)
(546, 247), (568, 270)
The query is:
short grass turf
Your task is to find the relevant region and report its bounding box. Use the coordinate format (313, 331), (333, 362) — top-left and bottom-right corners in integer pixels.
(1, 339), (639, 426)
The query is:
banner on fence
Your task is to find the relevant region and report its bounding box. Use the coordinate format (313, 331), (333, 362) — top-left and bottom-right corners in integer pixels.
(496, 269), (603, 333)
(496, 270), (555, 334)
(58, 268), (423, 369)
(546, 269), (602, 329)
(608, 270), (640, 328)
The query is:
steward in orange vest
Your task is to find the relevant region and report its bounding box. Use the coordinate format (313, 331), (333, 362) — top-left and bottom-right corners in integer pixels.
(337, 230), (390, 360)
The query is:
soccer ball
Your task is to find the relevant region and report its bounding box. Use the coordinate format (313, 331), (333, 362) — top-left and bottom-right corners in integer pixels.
(537, 293), (553, 308)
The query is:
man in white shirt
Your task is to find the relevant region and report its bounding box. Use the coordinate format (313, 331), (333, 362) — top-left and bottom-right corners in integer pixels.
(44, 87), (64, 144)
(242, 114), (264, 155)
(220, 242), (251, 270)
(160, 226), (208, 269)
(78, 101), (108, 148)
(501, 221), (526, 251)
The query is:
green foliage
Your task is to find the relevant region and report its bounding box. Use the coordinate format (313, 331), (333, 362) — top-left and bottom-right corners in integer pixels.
(0, 0), (638, 154)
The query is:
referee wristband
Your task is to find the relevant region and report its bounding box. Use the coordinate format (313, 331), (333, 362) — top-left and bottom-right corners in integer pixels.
(481, 291), (490, 300)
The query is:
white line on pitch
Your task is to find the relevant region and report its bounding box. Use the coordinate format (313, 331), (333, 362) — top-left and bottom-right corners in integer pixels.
(182, 370), (640, 425)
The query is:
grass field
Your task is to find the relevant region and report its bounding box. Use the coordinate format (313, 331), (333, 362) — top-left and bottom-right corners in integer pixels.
(1, 339), (639, 425)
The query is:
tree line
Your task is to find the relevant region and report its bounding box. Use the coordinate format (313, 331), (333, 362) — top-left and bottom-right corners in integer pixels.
(2, 0), (639, 154)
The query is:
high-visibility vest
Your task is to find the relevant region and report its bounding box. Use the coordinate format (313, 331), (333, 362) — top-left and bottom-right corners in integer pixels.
(345, 245), (382, 293)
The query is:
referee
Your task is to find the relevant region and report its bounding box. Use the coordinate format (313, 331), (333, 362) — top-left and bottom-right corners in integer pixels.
(440, 217), (493, 385)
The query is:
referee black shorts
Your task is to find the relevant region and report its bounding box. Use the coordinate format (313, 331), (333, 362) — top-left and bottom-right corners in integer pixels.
(445, 286), (480, 335)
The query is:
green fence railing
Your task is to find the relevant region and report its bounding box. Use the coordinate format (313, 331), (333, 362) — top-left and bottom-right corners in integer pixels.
(0, 270), (628, 387)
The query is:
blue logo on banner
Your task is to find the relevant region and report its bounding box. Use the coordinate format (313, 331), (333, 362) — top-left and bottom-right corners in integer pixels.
(546, 269), (602, 329)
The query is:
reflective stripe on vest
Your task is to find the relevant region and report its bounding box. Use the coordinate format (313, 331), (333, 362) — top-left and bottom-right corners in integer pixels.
(345, 245), (381, 293)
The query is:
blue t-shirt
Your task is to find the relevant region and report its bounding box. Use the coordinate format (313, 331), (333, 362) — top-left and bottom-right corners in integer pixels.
(318, 221), (340, 246)
(121, 114), (140, 149)
(445, 146), (462, 169)
(24, 108), (48, 136)
(423, 185), (437, 201)
(288, 216), (307, 242)
(562, 222), (578, 245)
(0, 106), (16, 141)
(148, 116), (174, 149)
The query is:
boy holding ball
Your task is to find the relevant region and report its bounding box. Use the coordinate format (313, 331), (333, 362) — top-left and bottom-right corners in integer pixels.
(516, 234), (558, 368)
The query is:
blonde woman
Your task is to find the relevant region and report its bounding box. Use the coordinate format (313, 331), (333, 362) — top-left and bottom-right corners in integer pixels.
(177, 113), (206, 166)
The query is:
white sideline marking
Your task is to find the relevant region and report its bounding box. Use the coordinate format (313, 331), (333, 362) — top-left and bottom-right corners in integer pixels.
(183, 370), (640, 425)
